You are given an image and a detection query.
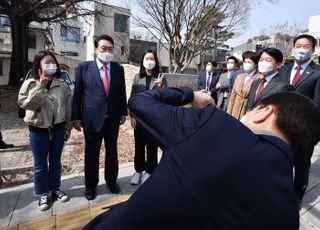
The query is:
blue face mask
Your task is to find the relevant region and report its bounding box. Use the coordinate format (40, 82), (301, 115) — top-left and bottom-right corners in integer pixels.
(293, 48), (312, 61)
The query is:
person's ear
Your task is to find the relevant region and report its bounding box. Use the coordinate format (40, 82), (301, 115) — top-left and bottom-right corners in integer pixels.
(251, 105), (273, 124)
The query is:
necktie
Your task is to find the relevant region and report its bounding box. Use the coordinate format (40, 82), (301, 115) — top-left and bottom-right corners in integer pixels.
(206, 73), (212, 90)
(291, 65), (301, 87)
(102, 65), (109, 95)
(254, 78), (266, 102)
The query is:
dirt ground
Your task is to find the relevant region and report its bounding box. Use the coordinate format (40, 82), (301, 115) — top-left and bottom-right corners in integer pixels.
(0, 86), (135, 187)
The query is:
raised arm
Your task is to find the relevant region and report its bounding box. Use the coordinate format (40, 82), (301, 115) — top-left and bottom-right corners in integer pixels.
(18, 80), (47, 111)
(128, 87), (215, 151)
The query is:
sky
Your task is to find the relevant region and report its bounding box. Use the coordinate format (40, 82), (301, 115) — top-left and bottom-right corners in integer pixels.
(226, 0), (320, 47)
(108, 0), (320, 47)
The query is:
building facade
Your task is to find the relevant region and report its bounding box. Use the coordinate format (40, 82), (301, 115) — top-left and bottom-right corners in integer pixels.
(308, 15), (320, 62)
(84, 2), (130, 62)
(0, 2), (131, 85)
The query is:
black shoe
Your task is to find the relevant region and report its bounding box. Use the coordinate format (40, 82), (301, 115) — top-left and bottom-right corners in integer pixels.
(108, 183), (120, 194)
(0, 140), (14, 149)
(85, 188), (96, 200)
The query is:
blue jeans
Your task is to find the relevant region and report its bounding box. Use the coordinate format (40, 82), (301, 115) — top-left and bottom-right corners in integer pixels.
(29, 129), (65, 196)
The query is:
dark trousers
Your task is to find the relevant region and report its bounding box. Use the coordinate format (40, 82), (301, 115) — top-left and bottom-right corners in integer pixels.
(84, 118), (119, 189)
(293, 146), (314, 201)
(134, 125), (158, 174)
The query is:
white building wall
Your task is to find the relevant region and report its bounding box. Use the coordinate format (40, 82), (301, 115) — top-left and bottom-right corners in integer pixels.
(51, 20), (86, 62)
(309, 15), (320, 57)
(85, 3), (130, 62)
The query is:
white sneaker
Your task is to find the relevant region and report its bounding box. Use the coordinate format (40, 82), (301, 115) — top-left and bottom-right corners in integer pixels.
(141, 173), (151, 184)
(131, 172), (142, 185)
(38, 195), (49, 211)
(52, 190), (69, 202)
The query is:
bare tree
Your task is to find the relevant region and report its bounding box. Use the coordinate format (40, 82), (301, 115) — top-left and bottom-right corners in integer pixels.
(132, 0), (252, 73)
(268, 22), (305, 59)
(0, 0), (104, 87)
(131, 0), (280, 73)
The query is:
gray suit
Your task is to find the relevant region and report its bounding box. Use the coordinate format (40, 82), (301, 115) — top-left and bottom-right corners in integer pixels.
(216, 71), (232, 111)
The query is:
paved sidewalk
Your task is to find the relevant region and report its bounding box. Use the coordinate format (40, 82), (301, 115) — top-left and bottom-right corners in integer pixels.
(1, 147), (320, 229)
(0, 163), (138, 229)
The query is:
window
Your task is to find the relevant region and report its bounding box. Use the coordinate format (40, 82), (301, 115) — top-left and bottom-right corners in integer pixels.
(60, 25), (80, 42)
(61, 51), (78, 57)
(114, 13), (129, 33)
(28, 34), (36, 49)
(0, 60), (3, 76)
(121, 46), (125, 55)
(0, 16), (10, 27)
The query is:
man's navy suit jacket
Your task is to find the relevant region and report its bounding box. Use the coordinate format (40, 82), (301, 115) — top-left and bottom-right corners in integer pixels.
(72, 60), (127, 132)
(85, 87), (299, 230)
(197, 70), (219, 102)
(247, 73), (292, 110)
(279, 61), (320, 110)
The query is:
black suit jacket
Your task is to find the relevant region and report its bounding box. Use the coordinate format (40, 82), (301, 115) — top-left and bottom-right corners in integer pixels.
(197, 70), (219, 102)
(279, 61), (320, 109)
(85, 87), (299, 230)
(247, 73), (292, 110)
(72, 60), (127, 132)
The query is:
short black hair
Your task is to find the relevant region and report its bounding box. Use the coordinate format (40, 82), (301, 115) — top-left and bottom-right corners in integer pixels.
(227, 56), (239, 64)
(94, 34), (114, 48)
(260, 47), (283, 64)
(259, 92), (320, 155)
(32, 51), (61, 79)
(206, 60), (217, 67)
(242, 51), (259, 65)
(293, 34), (317, 49)
(139, 49), (161, 78)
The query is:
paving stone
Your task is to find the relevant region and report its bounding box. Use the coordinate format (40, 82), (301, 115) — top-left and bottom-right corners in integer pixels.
(300, 201), (320, 229)
(0, 190), (20, 228)
(18, 216), (55, 230)
(56, 207), (91, 229)
(52, 176), (89, 215)
(10, 188), (52, 226)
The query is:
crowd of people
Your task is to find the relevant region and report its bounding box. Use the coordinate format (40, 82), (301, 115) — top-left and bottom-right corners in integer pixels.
(197, 34), (320, 208)
(1, 32), (318, 228)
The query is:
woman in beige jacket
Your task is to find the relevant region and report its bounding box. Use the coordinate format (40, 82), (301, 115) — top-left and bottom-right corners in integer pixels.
(227, 51), (261, 120)
(18, 51), (72, 211)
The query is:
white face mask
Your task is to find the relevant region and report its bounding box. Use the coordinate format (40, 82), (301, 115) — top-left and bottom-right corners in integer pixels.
(98, 52), (113, 63)
(43, 64), (57, 75)
(243, 63), (254, 72)
(292, 48), (312, 61)
(206, 65), (213, 72)
(227, 63), (235, 70)
(143, 60), (156, 70)
(258, 61), (274, 74)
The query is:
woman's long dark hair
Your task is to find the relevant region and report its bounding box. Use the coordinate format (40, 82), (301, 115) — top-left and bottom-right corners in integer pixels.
(32, 50), (61, 79)
(139, 49), (161, 78)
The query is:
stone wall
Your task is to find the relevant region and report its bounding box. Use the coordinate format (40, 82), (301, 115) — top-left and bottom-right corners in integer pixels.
(122, 63), (198, 101)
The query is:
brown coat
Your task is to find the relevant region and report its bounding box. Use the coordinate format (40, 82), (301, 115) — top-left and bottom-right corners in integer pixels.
(227, 72), (261, 120)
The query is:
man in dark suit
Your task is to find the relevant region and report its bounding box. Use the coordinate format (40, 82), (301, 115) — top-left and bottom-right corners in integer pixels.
(197, 60), (219, 103)
(0, 102), (14, 149)
(247, 47), (292, 110)
(72, 34), (128, 200)
(84, 87), (320, 230)
(279, 34), (320, 205)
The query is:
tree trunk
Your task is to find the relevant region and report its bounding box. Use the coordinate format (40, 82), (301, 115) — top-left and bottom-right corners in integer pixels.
(8, 16), (29, 87)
